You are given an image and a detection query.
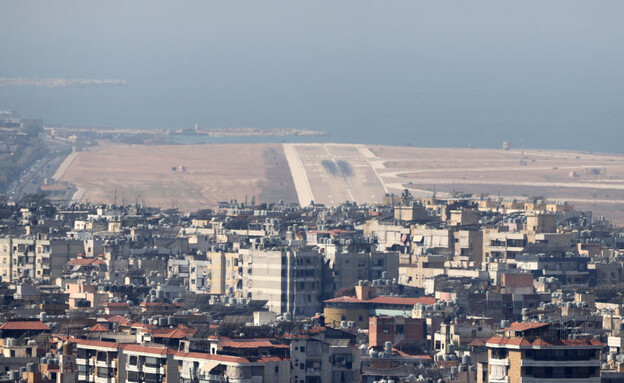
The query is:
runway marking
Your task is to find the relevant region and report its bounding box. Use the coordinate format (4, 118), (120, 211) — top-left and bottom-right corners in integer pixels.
(323, 144), (355, 202)
(357, 145), (389, 193)
(283, 143), (315, 206)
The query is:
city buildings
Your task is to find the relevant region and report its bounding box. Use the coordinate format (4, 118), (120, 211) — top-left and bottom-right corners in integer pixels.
(0, 194), (622, 382)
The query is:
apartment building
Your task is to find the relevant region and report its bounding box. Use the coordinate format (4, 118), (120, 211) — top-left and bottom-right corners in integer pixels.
(0, 236), (82, 282)
(74, 339), (121, 383)
(201, 251), (239, 295)
(0, 237), (36, 282)
(453, 230), (483, 265)
(241, 248), (322, 317)
(485, 322), (602, 383)
(122, 345), (178, 383)
(369, 316), (427, 352)
(175, 350), (290, 383)
(168, 251), (239, 295)
(69, 338), (178, 383)
(483, 229), (527, 262)
(399, 254), (447, 288)
(327, 251), (399, 291)
(290, 333), (360, 383)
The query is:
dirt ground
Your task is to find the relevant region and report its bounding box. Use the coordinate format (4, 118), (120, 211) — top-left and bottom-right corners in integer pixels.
(58, 142), (624, 223)
(369, 146), (624, 223)
(58, 143), (298, 211)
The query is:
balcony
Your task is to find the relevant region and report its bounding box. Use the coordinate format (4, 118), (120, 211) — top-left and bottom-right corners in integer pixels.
(489, 358), (510, 366)
(126, 364), (141, 373)
(520, 359), (600, 368)
(143, 365), (165, 374)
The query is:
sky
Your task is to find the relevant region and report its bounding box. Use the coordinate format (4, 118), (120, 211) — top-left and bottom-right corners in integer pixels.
(0, 1), (623, 151)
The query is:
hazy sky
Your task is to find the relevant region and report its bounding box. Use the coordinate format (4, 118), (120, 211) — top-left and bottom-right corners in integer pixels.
(1, 1), (623, 151)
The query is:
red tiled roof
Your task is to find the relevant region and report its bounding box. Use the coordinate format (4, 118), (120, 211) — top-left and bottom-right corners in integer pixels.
(280, 333), (310, 339)
(0, 321), (51, 331)
(486, 336), (602, 348)
(393, 349), (432, 360)
(467, 339), (486, 347)
(367, 296), (437, 306)
(106, 315), (125, 321)
(68, 258), (105, 266)
(151, 328), (195, 339)
(89, 323), (108, 332)
(106, 315), (128, 322)
(503, 322), (549, 332)
(485, 337), (531, 347)
(221, 340), (275, 349)
(507, 338), (532, 346)
(122, 344), (173, 355)
(257, 356), (287, 362)
(485, 337), (504, 345)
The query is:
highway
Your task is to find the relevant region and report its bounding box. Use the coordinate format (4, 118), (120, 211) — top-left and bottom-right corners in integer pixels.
(5, 138), (72, 200)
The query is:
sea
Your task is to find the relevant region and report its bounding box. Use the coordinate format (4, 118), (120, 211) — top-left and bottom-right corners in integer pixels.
(1, 1), (623, 152)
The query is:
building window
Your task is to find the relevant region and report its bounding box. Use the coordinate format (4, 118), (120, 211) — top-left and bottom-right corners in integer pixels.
(97, 367), (112, 378)
(145, 357), (159, 368)
(382, 328), (389, 334)
(491, 349), (508, 359)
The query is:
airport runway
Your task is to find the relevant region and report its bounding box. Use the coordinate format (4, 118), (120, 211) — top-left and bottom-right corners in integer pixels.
(283, 143), (387, 206)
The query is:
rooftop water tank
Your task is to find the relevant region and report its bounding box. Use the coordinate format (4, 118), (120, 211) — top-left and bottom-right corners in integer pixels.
(385, 341), (393, 354)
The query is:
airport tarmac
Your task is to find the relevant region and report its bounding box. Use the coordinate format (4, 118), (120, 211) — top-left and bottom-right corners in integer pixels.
(284, 143), (387, 206)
